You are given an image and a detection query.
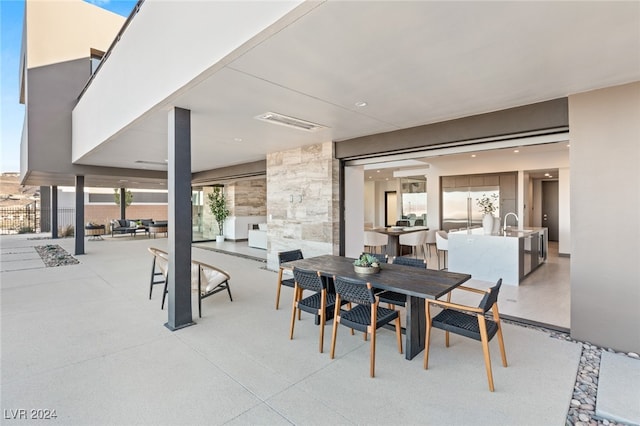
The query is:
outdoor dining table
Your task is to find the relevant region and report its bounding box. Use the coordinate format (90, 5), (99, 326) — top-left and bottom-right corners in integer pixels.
(369, 227), (428, 258)
(282, 254), (471, 360)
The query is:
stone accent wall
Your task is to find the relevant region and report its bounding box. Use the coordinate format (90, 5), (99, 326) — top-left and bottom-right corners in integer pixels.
(202, 180), (267, 240)
(266, 141), (339, 271)
(227, 179), (266, 216)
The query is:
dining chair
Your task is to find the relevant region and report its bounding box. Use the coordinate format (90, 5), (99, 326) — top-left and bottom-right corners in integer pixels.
(330, 276), (403, 377)
(435, 231), (449, 270)
(424, 279), (507, 391)
(399, 230), (428, 259)
(191, 260), (233, 318)
(364, 231), (388, 254)
(362, 252), (388, 264)
(276, 249), (304, 310)
(413, 218), (424, 226)
(377, 257), (426, 309)
(290, 267), (345, 353)
(148, 247), (169, 307)
(395, 220), (410, 227)
(425, 229), (438, 258)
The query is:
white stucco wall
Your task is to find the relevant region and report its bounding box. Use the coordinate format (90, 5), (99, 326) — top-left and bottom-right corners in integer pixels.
(72, 0), (304, 161)
(569, 81), (640, 353)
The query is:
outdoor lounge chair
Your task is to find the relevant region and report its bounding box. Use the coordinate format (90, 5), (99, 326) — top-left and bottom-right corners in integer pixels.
(148, 247), (168, 307)
(191, 260), (233, 318)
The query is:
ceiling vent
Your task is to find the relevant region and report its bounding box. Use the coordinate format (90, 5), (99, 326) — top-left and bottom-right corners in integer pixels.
(255, 112), (325, 132)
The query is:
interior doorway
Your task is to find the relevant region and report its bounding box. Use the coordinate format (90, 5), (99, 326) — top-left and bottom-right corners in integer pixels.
(542, 180), (559, 241)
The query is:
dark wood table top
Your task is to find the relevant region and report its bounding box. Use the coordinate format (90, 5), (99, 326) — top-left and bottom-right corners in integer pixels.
(284, 254), (470, 300)
(367, 227), (428, 236)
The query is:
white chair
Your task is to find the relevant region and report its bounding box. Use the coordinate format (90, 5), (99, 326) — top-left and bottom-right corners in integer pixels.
(399, 230), (428, 259)
(435, 231), (449, 270)
(364, 231), (388, 254)
(425, 229), (437, 258)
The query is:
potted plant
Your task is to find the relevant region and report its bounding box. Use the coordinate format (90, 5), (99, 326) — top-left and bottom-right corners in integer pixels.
(477, 193), (499, 234)
(207, 187), (229, 242)
(353, 253), (381, 274)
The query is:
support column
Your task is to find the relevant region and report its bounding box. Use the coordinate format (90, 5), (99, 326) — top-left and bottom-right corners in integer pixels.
(75, 176), (85, 255)
(51, 185), (58, 239)
(40, 186), (51, 232)
(120, 187), (126, 220)
(165, 107), (194, 331)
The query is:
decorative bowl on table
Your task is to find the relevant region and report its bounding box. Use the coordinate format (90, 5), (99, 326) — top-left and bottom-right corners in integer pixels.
(353, 253), (381, 274)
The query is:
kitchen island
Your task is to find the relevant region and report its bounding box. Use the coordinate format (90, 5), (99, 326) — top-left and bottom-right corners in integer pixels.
(447, 227), (548, 285)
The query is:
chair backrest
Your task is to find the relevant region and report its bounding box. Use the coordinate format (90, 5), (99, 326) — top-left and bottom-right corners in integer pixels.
(149, 247), (169, 276)
(333, 276), (375, 305)
(435, 231), (448, 250)
(396, 220), (410, 227)
(426, 229), (438, 244)
(364, 231), (388, 247)
(292, 267), (324, 292)
(400, 230), (428, 246)
(414, 219), (424, 226)
(479, 279), (502, 313)
(278, 249), (303, 265)
(393, 256), (426, 269)
(362, 252), (387, 264)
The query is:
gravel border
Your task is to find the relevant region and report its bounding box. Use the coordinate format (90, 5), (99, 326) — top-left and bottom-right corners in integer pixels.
(502, 318), (637, 426)
(34, 244), (79, 267)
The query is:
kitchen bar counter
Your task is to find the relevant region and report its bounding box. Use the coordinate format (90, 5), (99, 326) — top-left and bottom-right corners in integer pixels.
(447, 227), (548, 285)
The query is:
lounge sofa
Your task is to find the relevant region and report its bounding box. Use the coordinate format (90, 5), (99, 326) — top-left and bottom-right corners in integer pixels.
(110, 219), (154, 237)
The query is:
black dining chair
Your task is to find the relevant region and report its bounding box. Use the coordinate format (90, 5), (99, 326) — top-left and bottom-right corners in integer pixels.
(377, 257), (426, 309)
(276, 249), (303, 310)
(290, 267), (345, 353)
(424, 279), (507, 391)
(362, 252), (388, 264)
(395, 220), (410, 227)
(330, 276), (403, 377)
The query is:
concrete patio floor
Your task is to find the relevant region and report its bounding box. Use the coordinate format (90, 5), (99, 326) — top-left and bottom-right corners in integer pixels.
(1, 234), (637, 425)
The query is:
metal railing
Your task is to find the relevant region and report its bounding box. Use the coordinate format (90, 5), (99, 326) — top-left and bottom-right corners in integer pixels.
(0, 206), (75, 235)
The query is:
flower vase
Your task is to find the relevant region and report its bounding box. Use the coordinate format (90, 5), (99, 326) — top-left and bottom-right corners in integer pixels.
(482, 213), (495, 235)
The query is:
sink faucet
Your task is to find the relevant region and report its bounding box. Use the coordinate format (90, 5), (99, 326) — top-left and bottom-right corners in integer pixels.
(503, 212), (519, 233)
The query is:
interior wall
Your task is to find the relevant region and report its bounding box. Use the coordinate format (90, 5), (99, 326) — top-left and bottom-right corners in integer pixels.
(569, 81), (640, 353)
(558, 168), (570, 255)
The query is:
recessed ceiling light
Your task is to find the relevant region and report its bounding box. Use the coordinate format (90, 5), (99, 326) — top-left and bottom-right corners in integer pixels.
(471, 154), (477, 158)
(566, 144), (570, 148)
(385, 178), (389, 181)
(234, 138), (243, 142)
(514, 149), (520, 153)
(376, 170), (380, 173)
(545, 173), (550, 177)
(368, 176), (372, 179)
(355, 101), (368, 107)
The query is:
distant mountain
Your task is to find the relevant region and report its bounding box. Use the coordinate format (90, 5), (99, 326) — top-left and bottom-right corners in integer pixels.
(0, 173), (39, 207)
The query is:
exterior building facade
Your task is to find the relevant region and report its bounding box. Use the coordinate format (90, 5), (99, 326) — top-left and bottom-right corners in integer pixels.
(20, 1), (640, 352)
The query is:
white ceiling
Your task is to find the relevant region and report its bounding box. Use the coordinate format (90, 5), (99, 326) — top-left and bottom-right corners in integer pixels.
(80, 1), (640, 178)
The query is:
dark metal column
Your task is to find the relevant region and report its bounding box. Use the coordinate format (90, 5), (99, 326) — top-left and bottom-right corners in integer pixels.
(120, 187), (126, 220)
(75, 176), (85, 255)
(51, 185), (58, 239)
(165, 106), (194, 331)
(40, 186), (51, 232)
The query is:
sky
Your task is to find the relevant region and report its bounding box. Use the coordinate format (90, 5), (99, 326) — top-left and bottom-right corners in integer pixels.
(0, 0), (137, 173)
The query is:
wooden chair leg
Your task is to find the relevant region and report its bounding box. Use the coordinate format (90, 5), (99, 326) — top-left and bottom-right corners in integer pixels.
(370, 325), (376, 378)
(445, 330), (450, 347)
(478, 315), (495, 392)
(319, 290), (326, 353)
(395, 316), (403, 354)
(330, 301), (340, 359)
(275, 268), (284, 309)
(493, 307), (508, 367)
(424, 303), (432, 369)
(289, 287), (299, 340)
